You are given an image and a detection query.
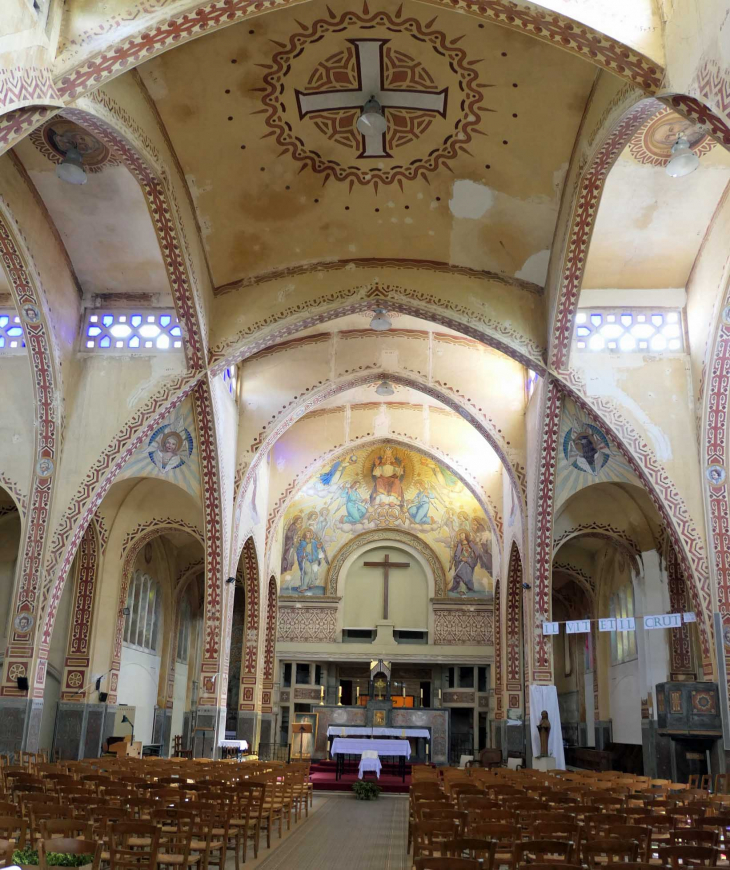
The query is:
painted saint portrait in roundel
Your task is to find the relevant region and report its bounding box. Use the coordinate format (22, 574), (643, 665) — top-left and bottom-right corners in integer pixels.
(563, 423), (611, 476)
(148, 418), (194, 473)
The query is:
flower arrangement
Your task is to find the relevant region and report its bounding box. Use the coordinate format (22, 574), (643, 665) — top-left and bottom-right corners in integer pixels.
(352, 780), (382, 800)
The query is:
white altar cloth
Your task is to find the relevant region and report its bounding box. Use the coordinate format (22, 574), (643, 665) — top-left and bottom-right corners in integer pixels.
(358, 750), (381, 779)
(327, 726), (430, 738)
(330, 738), (411, 759)
(219, 739), (249, 751)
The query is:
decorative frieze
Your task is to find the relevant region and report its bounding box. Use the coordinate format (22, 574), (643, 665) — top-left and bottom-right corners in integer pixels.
(278, 605), (338, 644)
(433, 606), (493, 646)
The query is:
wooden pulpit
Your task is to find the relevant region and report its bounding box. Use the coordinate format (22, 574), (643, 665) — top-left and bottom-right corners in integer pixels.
(292, 722), (313, 760)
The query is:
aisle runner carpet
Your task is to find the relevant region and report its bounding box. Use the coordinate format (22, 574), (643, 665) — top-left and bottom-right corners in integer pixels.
(256, 794), (409, 870)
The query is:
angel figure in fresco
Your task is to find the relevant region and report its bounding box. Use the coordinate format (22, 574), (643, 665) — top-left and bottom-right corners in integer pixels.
(435, 507), (459, 548)
(568, 425), (610, 475)
(314, 507), (332, 542)
(295, 528), (329, 593)
(370, 446), (406, 507)
(148, 415), (191, 473)
(342, 481), (369, 524)
(470, 516), (493, 574)
(319, 455), (357, 487)
(281, 514), (303, 574)
(448, 530), (479, 596)
(407, 478), (440, 525)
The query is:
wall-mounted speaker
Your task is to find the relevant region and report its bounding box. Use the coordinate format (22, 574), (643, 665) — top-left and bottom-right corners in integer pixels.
(17, 676), (29, 692)
(99, 691), (108, 703)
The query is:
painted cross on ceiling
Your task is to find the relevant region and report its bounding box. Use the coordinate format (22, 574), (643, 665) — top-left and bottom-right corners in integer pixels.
(295, 39), (448, 158)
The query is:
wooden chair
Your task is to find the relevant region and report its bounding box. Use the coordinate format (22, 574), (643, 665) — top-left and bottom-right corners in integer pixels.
(38, 837), (102, 870)
(607, 825), (652, 862)
(531, 821), (582, 858)
(0, 816), (27, 850)
(657, 845), (719, 867)
(414, 858), (483, 870)
(669, 829), (718, 848)
(582, 838), (639, 867)
(412, 820), (462, 860)
(29, 804), (73, 842)
(446, 838), (497, 870)
(109, 821), (161, 870)
(512, 839), (574, 867)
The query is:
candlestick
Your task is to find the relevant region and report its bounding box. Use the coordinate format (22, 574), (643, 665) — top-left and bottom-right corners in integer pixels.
(402, 685), (405, 698)
(320, 685), (324, 706)
(420, 688), (424, 707)
(356, 686), (360, 702)
(338, 685), (342, 706)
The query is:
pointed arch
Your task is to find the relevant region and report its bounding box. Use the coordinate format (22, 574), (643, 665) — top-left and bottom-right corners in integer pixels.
(239, 536), (261, 713)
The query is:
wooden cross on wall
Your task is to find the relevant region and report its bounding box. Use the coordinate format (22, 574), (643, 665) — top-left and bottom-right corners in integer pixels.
(363, 554), (410, 620)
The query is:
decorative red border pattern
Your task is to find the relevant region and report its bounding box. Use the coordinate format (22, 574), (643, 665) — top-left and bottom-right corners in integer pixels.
(532, 380), (561, 683)
(549, 99), (662, 372)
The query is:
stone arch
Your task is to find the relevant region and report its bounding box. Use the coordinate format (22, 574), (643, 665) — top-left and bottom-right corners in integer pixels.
(107, 521), (203, 704)
(324, 528), (446, 599)
(0, 199), (62, 698)
(233, 368), (525, 550)
(263, 434), (501, 579)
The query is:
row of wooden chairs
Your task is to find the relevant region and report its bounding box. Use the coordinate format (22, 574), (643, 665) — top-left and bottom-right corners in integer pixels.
(0, 755), (314, 868)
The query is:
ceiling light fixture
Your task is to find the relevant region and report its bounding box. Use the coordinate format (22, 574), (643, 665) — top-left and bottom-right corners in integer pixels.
(376, 380), (395, 397)
(56, 146), (87, 185)
(357, 96), (387, 137)
(665, 134), (700, 178)
(369, 307), (391, 331)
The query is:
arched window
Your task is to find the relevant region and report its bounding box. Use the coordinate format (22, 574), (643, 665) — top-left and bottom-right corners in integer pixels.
(177, 596), (191, 664)
(123, 570), (162, 653)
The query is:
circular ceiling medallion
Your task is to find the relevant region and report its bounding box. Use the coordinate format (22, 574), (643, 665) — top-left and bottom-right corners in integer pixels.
(261, 8), (484, 187)
(628, 107), (715, 167)
(29, 119), (119, 173)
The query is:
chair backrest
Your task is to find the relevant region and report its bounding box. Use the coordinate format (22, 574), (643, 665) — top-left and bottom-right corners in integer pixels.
(670, 829), (718, 848)
(469, 822), (522, 843)
(414, 858), (483, 870)
(0, 816), (27, 849)
(583, 838), (639, 867)
(513, 839), (574, 867)
(446, 838), (497, 868)
(41, 818), (94, 840)
(657, 845), (719, 867)
(39, 838), (102, 870)
(109, 820), (161, 870)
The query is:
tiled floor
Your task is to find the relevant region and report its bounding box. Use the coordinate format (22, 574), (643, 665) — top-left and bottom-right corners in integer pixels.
(232, 793), (409, 870)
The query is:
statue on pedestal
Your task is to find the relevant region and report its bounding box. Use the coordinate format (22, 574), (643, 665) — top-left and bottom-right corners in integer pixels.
(537, 710), (551, 757)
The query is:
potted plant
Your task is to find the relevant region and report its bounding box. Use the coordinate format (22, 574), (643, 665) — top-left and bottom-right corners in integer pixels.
(352, 780), (382, 800)
(12, 848), (96, 870)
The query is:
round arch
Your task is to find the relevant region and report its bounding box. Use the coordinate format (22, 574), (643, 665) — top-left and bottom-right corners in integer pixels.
(324, 527), (445, 599)
(262, 434), (502, 580)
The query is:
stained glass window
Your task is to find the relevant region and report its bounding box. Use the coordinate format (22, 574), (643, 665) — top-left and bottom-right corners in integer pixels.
(0, 311), (27, 354)
(82, 309), (183, 353)
(123, 570), (162, 653)
(574, 308), (684, 354)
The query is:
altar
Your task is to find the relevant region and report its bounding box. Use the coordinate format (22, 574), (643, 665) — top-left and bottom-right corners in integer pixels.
(311, 660), (450, 765)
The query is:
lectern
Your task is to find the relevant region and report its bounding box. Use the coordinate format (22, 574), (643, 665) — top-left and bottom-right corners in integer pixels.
(292, 722), (313, 760)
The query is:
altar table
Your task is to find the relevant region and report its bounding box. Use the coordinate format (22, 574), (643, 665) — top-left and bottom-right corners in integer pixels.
(330, 737), (410, 782)
(326, 726), (430, 738)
